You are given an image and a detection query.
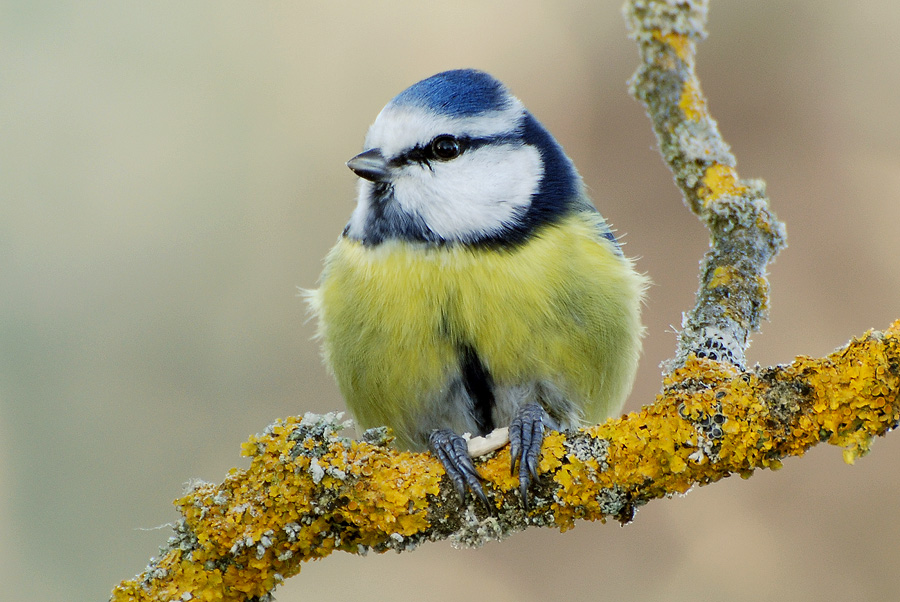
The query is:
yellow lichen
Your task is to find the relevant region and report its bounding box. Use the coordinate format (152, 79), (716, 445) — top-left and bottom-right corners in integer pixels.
(698, 164), (747, 202)
(707, 265), (735, 289)
(652, 30), (692, 62)
(678, 77), (705, 121)
(111, 322), (900, 601)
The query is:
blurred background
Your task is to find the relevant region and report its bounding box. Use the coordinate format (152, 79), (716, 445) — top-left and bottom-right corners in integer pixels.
(2, 1), (899, 600)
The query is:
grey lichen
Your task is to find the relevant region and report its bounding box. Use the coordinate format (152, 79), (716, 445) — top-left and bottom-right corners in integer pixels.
(595, 486), (629, 517)
(674, 116), (735, 165)
(624, 0), (709, 40)
(565, 432), (611, 472)
(288, 411), (354, 459)
(679, 400), (727, 463)
(361, 425), (393, 447)
(449, 508), (514, 549)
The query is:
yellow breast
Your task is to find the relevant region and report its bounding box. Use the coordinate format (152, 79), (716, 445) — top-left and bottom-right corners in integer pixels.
(311, 212), (647, 448)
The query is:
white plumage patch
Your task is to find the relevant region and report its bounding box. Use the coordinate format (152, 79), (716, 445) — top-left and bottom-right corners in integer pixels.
(346, 102), (545, 242)
(365, 101), (524, 159)
(394, 143), (542, 240)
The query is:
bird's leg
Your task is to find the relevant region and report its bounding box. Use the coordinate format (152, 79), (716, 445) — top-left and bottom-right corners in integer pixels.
(509, 402), (556, 508)
(428, 429), (490, 508)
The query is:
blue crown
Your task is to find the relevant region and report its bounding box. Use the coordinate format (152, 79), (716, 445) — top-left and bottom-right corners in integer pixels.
(388, 69), (513, 117)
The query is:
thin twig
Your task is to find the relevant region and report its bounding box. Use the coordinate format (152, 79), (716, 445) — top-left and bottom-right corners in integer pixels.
(624, 0), (787, 371)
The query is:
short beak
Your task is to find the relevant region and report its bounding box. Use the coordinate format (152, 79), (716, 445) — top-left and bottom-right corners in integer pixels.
(347, 148), (391, 182)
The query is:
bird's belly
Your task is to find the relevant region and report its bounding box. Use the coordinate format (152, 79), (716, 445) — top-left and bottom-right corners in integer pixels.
(314, 216), (645, 448)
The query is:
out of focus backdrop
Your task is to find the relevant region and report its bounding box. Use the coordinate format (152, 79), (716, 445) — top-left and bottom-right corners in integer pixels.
(2, 1), (899, 600)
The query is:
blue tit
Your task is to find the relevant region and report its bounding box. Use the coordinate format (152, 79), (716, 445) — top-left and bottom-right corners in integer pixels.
(308, 69), (647, 506)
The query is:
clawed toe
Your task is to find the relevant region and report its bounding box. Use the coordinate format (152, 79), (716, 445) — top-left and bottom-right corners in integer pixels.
(428, 429), (490, 508)
(428, 403), (551, 511)
(509, 402), (548, 508)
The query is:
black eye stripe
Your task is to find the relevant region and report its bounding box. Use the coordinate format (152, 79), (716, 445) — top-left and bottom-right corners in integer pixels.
(393, 133), (522, 167)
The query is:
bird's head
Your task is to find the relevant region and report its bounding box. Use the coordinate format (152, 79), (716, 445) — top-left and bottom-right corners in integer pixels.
(344, 69), (584, 247)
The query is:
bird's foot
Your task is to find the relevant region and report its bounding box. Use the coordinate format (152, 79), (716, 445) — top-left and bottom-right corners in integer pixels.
(509, 402), (551, 508)
(428, 429), (490, 508)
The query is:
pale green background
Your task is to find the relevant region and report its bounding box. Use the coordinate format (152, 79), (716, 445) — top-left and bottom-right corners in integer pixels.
(2, 1), (900, 600)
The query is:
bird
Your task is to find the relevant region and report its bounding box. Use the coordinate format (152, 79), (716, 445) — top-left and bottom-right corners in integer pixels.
(307, 69), (647, 507)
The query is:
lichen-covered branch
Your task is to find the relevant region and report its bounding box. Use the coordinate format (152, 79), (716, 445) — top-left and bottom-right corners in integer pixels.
(108, 2), (891, 600)
(110, 323), (900, 601)
(624, 0), (787, 370)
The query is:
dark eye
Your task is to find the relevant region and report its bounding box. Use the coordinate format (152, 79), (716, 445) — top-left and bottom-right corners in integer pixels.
(430, 135), (461, 160)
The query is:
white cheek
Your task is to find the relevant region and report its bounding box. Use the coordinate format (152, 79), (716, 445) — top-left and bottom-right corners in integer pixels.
(393, 145), (543, 240)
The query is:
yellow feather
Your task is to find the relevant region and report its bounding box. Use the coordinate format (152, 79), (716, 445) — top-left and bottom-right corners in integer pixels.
(311, 212), (647, 449)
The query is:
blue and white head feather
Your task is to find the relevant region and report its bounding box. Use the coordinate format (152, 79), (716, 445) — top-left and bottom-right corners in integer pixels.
(344, 69), (609, 247)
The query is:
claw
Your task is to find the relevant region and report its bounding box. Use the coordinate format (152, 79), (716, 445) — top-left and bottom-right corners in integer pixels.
(428, 429), (491, 509)
(509, 402), (547, 508)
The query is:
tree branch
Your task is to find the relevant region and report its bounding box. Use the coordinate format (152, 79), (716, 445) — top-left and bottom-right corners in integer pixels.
(624, 0), (787, 371)
(111, 324), (900, 601)
(109, 1), (895, 600)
